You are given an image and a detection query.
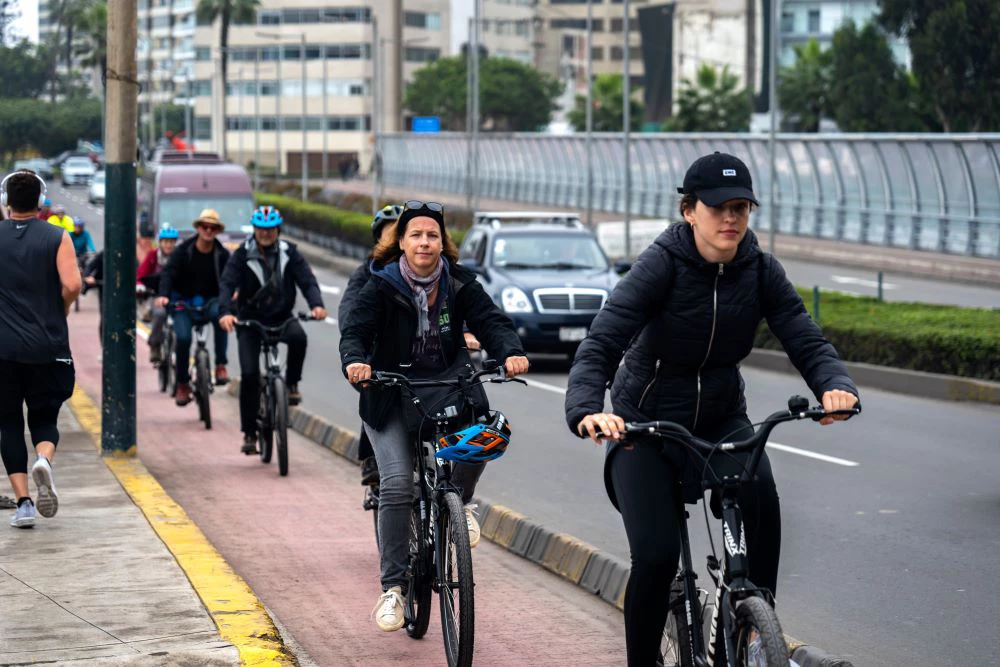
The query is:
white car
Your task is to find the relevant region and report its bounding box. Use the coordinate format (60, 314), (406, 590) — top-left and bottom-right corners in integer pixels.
(62, 157), (96, 186)
(88, 171), (106, 204)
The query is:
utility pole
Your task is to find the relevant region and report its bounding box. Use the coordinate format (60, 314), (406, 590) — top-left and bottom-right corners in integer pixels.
(371, 16), (379, 216)
(254, 50), (260, 190)
(300, 32), (308, 201)
(585, 0), (594, 228)
(388, 0), (402, 131)
(103, 0), (138, 454)
(768, 0), (778, 255)
(471, 0), (481, 211)
(238, 67), (245, 166)
(276, 41), (282, 177)
(465, 17), (474, 211)
(323, 46), (329, 185)
(623, 0), (632, 259)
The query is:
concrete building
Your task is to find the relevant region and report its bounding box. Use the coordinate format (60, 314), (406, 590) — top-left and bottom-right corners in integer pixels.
(193, 0), (450, 175)
(779, 0), (909, 68)
(138, 0), (199, 136)
(451, 0), (538, 65)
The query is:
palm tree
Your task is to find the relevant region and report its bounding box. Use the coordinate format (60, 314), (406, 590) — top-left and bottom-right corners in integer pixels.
(196, 0), (260, 158)
(663, 64), (752, 132)
(77, 1), (107, 74)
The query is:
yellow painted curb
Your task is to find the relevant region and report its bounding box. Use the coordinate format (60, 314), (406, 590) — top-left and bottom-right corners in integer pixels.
(67, 385), (295, 666)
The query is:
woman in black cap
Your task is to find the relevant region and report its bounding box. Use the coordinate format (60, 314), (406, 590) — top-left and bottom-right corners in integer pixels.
(564, 152), (860, 665)
(340, 200), (529, 632)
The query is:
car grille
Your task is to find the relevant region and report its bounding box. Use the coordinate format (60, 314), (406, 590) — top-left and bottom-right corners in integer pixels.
(533, 288), (607, 313)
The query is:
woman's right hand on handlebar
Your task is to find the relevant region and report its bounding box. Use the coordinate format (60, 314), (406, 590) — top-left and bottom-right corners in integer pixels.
(577, 412), (625, 444)
(346, 362), (372, 385)
(154, 296), (169, 308)
(218, 314), (238, 333)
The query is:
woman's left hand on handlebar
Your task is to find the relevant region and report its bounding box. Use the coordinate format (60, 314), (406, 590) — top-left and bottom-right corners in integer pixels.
(346, 362), (372, 385)
(311, 306), (327, 320)
(820, 389), (858, 425)
(504, 355), (529, 377)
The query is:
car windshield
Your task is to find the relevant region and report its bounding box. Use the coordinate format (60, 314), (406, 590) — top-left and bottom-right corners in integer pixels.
(491, 234), (609, 270)
(158, 196), (254, 233)
(65, 159), (92, 169)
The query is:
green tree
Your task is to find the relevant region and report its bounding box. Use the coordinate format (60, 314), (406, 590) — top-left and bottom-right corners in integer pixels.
(566, 74), (643, 132)
(777, 39), (831, 132)
(196, 0), (260, 156)
(663, 65), (751, 132)
(0, 97), (101, 160)
(0, 41), (54, 99)
(76, 0), (106, 73)
(879, 0), (1000, 132)
(405, 56), (562, 131)
(828, 21), (923, 132)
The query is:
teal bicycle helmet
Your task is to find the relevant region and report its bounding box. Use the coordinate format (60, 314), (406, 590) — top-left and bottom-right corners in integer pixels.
(158, 224), (179, 240)
(435, 411), (512, 463)
(372, 204), (403, 241)
(251, 205), (283, 228)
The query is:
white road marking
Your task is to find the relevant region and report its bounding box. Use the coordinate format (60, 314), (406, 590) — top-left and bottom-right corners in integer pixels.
(831, 275), (897, 290)
(522, 377), (567, 395)
(766, 441), (859, 467)
(320, 284), (342, 295)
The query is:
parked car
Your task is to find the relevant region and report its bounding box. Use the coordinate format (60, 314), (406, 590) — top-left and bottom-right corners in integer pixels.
(12, 158), (54, 180)
(88, 171), (106, 204)
(62, 156), (97, 186)
(457, 211), (628, 355)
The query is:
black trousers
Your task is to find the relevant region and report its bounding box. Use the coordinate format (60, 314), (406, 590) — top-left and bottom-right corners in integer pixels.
(237, 321), (307, 436)
(0, 360), (75, 476)
(609, 414), (782, 667)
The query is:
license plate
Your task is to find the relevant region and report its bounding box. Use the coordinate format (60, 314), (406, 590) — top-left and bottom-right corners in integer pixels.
(558, 327), (588, 342)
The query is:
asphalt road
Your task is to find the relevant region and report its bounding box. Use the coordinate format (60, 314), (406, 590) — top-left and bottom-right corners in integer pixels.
(55, 183), (1000, 665)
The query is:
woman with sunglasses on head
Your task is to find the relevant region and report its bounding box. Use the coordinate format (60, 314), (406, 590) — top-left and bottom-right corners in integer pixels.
(339, 200), (530, 632)
(565, 153), (859, 666)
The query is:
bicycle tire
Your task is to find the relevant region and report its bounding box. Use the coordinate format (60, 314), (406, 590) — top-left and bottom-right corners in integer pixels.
(436, 491), (474, 667)
(196, 351), (212, 430)
(274, 377), (289, 476)
(405, 499), (432, 639)
(659, 580), (699, 667)
(157, 354), (169, 393)
(167, 332), (177, 397)
(364, 485), (381, 553)
(258, 385), (273, 464)
(733, 597), (788, 667)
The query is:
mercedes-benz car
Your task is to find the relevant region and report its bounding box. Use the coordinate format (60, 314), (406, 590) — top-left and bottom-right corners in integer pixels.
(458, 212), (628, 355)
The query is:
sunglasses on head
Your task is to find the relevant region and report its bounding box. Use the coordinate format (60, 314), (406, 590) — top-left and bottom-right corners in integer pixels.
(403, 200), (444, 214)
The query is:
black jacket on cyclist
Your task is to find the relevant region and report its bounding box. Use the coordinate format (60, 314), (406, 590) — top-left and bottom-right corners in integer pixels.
(338, 257), (373, 325)
(339, 259), (524, 430)
(218, 237), (324, 324)
(158, 235), (229, 299)
(565, 222), (859, 505)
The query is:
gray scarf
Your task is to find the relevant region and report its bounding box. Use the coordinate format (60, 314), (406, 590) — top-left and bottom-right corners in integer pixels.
(398, 254), (444, 340)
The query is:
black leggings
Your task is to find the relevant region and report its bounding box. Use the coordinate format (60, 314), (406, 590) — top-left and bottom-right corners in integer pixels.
(0, 360), (75, 476)
(609, 414), (781, 667)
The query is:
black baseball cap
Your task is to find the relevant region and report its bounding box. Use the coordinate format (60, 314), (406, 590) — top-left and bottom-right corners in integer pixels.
(677, 152), (759, 207)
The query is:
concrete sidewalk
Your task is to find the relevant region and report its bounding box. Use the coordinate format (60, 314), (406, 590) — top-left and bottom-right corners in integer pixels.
(0, 405), (239, 665)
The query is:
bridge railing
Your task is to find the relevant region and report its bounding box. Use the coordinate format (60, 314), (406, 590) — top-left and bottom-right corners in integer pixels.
(380, 132), (1000, 259)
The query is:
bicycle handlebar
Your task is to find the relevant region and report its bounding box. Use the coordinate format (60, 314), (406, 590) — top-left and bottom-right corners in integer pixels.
(167, 297), (220, 314)
(368, 361), (527, 389)
(234, 312), (319, 336)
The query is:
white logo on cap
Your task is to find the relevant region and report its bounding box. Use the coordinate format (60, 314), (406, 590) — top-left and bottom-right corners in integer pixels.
(722, 169), (737, 177)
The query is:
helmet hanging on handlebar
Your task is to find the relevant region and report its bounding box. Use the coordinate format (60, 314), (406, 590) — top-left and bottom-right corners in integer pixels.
(435, 411), (512, 463)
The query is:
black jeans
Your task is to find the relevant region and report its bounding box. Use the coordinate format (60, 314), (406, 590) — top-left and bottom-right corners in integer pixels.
(609, 414), (782, 667)
(237, 321), (307, 436)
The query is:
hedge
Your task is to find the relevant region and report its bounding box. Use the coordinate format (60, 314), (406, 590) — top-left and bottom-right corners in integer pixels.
(257, 190), (998, 382)
(756, 289), (999, 381)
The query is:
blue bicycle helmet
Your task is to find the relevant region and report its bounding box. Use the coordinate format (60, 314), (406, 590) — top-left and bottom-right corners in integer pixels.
(73, 216), (86, 228)
(158, 223), (179, 240)
(251, 205), (283, 228)
(372, 204), (403, 241)
(435, 411), (512, 463)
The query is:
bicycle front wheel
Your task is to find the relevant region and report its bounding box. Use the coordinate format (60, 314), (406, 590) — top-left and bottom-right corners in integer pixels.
(195, 352), (212, 430)
(733, 596), (788, 667)
(273, 377), (289, 476)
(405, 499), (432, 639)
(258, 383), (273, 463)
(436, 491), (474, 667)
(660, 579), (699, 667)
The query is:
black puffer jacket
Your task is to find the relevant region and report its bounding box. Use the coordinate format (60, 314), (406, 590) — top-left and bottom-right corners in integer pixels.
(338, 258), (372, 325)
(340, 259), (525, 429)
(566, 223), (858, 472)
(218, 238), (324, 324)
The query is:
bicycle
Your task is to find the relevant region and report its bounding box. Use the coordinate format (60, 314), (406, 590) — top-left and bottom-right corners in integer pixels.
(607, 396), (859, 667)
(75, 252), (93, 312)
(367, 361), (524, 667)
(235, 313), (317, 477)
(167, 299), (219, 430)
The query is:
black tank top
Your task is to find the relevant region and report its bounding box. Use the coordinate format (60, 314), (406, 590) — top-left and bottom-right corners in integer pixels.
(0, 218), (72, 363)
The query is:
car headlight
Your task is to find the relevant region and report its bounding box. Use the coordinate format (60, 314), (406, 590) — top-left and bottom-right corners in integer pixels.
(501, 286), (533, 313)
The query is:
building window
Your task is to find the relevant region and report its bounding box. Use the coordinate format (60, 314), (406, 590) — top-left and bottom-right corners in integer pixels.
(551, 18), (601, 30)
(405, 47), (441, 63)
(808, 9), (820, 33)
(610, 18), (638, 32)
(405, 11), (442, 30)
(610, 46), (623, 61)
(195, 47), (211, 61)
(259, 10), (280, 25)
(781, 12), (794, 33)
(592, 46), (603, 61)
(194, 117), (211, 140)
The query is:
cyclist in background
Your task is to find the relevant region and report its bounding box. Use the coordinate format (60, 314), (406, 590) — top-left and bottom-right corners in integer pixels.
(47, 205), (74, 233)
(138, 224), (179, 363)
(339, 201), (528, 633)
(155, 209), (231, 407)
(565, 152), (860, 667)
(218, 206), (327, 455)
(69, 217), (95, 258)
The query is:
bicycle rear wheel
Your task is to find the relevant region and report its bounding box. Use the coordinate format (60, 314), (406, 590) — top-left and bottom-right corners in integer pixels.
(258, 385), (273, 464)
(436, 491), (474, 667)
(273, 377), (289, 476)
(195, 351), (212, 430)
(405, 498), (432, 639)
(733, 596), (788, 667)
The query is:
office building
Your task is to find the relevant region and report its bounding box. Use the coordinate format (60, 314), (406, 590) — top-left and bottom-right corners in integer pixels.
(138, 0), (199, 135)
(451, 0), (538, 65)
(779, 0), (909, 67)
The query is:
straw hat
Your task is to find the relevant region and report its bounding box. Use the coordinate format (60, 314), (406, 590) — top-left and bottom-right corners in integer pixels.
(194, 208), (224, 229)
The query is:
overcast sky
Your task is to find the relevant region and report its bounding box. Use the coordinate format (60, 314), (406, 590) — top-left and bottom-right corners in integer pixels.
(8, 0), (39, 44)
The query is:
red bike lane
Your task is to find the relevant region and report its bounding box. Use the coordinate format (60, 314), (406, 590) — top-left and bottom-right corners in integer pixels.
(69, 306), (624, 666)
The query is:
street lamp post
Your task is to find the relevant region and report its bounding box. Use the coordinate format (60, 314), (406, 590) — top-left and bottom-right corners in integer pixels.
(585, 0), (594, 228)
(254, 50), (260, 191)
(371, 16), (379, 216)
(300, 33), (307, 202)
(623, 0), (632, 259)
(323, 44), (329, 185)
(768, 0), (779, 255)
(238, 67), (245, 167)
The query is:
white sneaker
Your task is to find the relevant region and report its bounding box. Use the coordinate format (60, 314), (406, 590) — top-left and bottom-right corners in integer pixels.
(31, 456), (58, 518)
(464, 504), (481, 548)
(9, 499), (36, 528)
(372, 587), (405, 632)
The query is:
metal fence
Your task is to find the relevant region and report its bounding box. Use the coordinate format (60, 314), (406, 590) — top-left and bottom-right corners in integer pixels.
(381, 133), (1000, 259)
